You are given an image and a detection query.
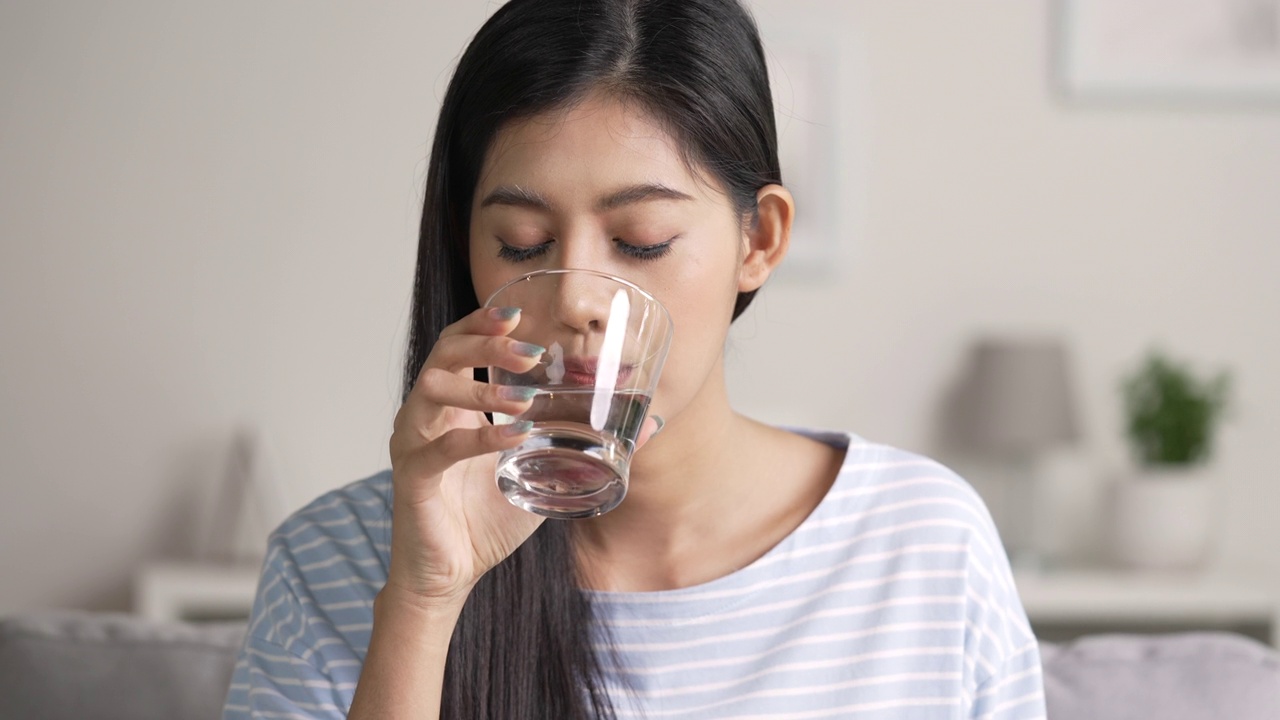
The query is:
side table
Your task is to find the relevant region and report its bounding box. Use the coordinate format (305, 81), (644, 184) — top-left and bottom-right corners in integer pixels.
(133, 562), (261, 623)
(1014, 568), (1280, 647)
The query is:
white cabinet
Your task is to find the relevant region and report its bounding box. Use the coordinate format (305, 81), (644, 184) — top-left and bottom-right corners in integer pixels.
(133, 562), (261, 623)
(1015, 569), (1280, 646)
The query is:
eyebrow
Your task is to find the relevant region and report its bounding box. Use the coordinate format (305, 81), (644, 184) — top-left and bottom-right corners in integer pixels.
(478, 183), (694, 212)
(596, 183), (694, 211)
(479, 185), (551, 211)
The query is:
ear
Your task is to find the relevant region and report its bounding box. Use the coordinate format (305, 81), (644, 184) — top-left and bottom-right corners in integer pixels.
(738, 184), (794, 293)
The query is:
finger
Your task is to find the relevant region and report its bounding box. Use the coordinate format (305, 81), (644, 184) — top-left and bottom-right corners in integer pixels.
(412, 366), (538, 416)
(633, 414), (665, 452)
(438, 306), (524, 341)
(389, 383), (488, 455)
(393, 423), (533, 502)
(425, 333), (544, 377)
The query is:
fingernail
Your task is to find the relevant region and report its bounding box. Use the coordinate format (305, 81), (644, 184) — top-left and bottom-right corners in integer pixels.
(513, 342), (546, 358)
(501, 420), (534, 436)
(489, 306), (521, 321)
(651, 415), (665, 436)
(498, 386), (538, 402)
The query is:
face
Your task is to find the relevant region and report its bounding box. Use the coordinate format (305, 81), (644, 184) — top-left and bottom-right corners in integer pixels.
(469, 93), (747, 424)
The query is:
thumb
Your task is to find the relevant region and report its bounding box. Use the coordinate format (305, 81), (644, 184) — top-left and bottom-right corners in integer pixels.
(634, 414), (665, 452)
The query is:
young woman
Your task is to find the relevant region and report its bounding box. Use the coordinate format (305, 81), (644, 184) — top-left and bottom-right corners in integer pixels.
(224, 0), (1046, 717)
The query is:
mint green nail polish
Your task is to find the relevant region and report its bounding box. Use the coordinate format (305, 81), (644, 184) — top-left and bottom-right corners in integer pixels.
(489, 306), (521, 321)
(514, 342), (546, 358)
(502, 420), (534, 436)
(651, 415), (666, 436)
(499, 386), (538, 402)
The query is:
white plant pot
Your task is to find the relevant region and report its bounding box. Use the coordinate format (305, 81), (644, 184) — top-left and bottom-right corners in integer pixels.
(1111, 464), (1219, 570)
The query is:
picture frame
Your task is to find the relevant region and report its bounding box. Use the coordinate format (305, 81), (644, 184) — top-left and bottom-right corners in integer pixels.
(1057, 0), (1280, 101)
(762, 32), (859, 280)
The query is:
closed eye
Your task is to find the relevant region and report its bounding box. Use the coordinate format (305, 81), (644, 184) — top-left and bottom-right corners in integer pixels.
(494, 236), (677, 263)
(495, 239), (553, 263)
(614, 237), (676, 261)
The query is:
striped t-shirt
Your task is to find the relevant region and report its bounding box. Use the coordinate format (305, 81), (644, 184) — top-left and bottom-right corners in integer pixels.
(224, 429), (1045, 719)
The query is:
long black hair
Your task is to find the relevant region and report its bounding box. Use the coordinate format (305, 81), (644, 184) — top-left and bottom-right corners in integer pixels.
(401, 0), (781, 716)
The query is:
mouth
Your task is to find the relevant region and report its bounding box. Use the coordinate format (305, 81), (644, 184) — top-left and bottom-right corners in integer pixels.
(562, 357), (635, 387)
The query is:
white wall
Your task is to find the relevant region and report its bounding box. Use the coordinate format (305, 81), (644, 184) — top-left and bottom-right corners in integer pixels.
(1, 1), (1277, 613)
(734, 0), (1280, 572)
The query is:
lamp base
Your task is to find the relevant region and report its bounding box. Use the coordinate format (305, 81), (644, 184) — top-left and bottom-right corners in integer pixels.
(998, 453), (1055, 573)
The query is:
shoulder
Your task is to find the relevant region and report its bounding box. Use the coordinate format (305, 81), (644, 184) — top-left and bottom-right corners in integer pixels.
(823, 432), (1012, 583)
(793, 430), (1039, 685)
(799, 430), (1002, 552)
(244, 470), (393, 653)
(269, 469), (394, 562)
(230, 475), (392, 715)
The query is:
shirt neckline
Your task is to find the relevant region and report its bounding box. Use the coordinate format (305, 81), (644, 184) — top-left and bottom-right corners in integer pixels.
(581, 427), (866, 612)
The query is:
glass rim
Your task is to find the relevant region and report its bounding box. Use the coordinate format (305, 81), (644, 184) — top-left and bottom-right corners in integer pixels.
(482, 268), (674, 335)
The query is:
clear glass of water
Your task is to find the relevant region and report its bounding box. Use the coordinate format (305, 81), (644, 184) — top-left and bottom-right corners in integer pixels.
(485, 269), (673, 519)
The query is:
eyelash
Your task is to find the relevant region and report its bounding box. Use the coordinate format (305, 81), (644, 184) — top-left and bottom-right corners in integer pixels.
(495, 237), (676, 263)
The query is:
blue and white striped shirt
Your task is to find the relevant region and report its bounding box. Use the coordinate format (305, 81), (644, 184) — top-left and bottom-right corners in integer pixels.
(224, 429), (1045, 718)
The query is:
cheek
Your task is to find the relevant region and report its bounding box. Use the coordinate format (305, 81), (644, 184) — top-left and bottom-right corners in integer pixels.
(645, 223), (743, 318)
(469, 220), (520, 304)
(654, 228), (743, 353)
(646, 268), (740, 412)
(468, 244), (519, 306)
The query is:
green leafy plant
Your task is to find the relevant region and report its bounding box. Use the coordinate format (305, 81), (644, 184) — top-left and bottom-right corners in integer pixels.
(1121, 349), (1232, 467)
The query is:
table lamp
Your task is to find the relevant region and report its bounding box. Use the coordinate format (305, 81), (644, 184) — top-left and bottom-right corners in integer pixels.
(960, 337), (1080, 570)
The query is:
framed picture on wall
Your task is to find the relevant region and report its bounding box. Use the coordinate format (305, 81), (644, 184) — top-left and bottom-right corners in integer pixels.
(766, 39), (843, 278)
(1058, 0), (1280, 100)
(758, 27), (866, 281)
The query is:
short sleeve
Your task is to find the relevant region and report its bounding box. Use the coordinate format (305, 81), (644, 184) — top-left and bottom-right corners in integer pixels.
(969, 644), (1047, 720)
(222, 474), (391, 718)
(223, 634), (349, 719)
(222, 538), (362, 719)
(959, 495), (1046, 719)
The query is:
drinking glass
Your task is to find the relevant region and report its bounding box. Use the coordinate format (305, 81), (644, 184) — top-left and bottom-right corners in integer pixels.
(485, 269), (673, 519)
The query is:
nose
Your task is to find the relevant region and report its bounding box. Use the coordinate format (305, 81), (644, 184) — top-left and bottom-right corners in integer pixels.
(551, 271), (612, 335)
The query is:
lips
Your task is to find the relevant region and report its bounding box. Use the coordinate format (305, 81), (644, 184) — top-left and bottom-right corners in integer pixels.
(562, 357), (634, 386)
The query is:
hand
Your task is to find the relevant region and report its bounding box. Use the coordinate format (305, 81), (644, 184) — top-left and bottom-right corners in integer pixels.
(384, 306), (548, 608)
(383, 306), (665, 610)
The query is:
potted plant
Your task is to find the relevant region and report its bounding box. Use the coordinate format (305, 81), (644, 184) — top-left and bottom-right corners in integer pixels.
(1112, 349), (1232, 570)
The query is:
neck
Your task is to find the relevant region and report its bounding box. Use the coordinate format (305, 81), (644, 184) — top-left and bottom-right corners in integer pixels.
(572, 361), (768, 591)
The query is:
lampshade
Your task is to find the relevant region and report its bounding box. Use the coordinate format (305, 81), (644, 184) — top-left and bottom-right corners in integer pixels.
(961, 337), (1079, 455)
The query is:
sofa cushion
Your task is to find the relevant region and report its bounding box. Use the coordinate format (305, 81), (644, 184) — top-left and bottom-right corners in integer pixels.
(0, 611), (245, 720)
(4, 613), (1279, 720)
(1041, 632), (1280, 720)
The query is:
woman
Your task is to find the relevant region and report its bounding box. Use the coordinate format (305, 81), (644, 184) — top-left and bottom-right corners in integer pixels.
(225, 0), (1046, 717)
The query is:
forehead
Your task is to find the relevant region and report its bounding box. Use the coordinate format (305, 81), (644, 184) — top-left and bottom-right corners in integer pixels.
(474, 94), (721, 207)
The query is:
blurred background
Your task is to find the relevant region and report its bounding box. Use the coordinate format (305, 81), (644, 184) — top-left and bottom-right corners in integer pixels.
(2, 0), (1277, 644)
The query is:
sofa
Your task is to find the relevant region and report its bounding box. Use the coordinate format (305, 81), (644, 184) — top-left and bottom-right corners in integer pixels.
(1, 612), (1278, 719)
